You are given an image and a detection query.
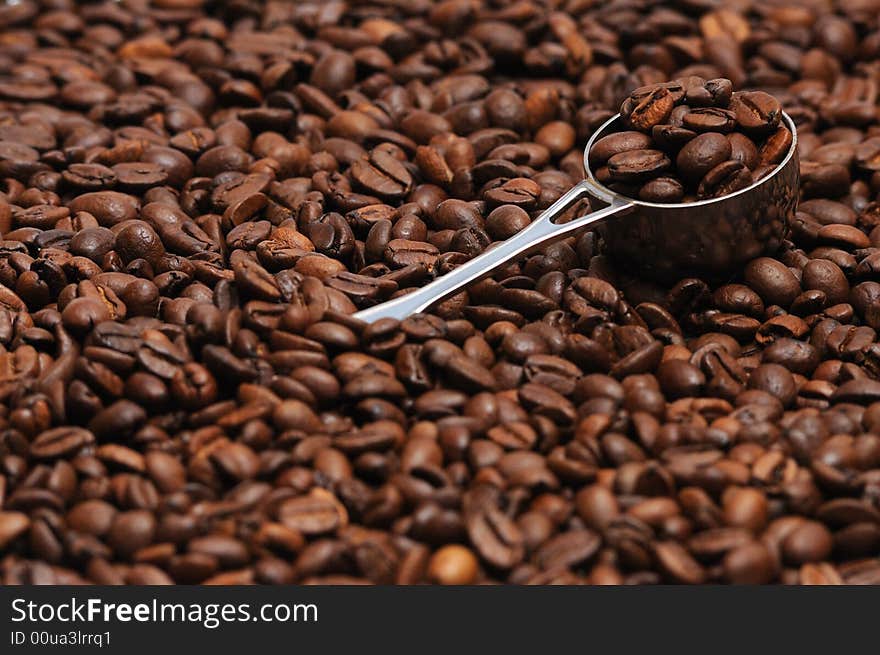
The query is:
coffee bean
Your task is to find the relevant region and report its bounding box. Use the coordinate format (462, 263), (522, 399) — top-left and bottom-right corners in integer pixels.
(535, 121), (576, 158)
(589, 131), (654, 167)
(279, 490), (348, 536)
(727, 133), (760, 169)
(311, 51), (356, 98)
(464, 488), (524, 569)
(656, 359), (705, 398)
(621, 86), (675, 130)
(30, 427), (95, 459)
(723, 488), (768, 533)
(638, 177), (684, 203)
(697, 160), (753, 199)
(760, 126), (793, 165)
(483, 178), (541, 209)
(799, 562), (844, 585)
(108, 510), (157, 558)
(802, 259), (849, 305)
(730, 91), (782, 135)
(534, 530), (600, 571)
(782, 520), (833, 564)
(607, 150), (671, 183)
(427, 545), (479, 584)
(682, 108), (737, 133)
(748, 364), (797, 407)
(68, 191), (139, 227)
(744, 258), (801, 308)
(651, 125), (698, 150)
(486, 205), (531, 240)
(723, 541), (776, 584)
(654, 541), (706, 584)
(575, 485), (619, 531)
(351, 145), (413, 200)
(67, 500), (117, 537)
(677, 133), (732, 183)
(62, 163), (117, 191)
(0, 512), (31, 549)
(384, 239), (439, 269)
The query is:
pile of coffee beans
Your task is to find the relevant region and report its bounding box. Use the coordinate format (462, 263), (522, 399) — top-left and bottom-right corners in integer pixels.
(589, 78), (794, 202)
(1, 0), (880, 585)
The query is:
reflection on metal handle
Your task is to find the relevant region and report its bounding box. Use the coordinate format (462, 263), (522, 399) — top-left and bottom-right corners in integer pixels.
(352, 181), (634, 323)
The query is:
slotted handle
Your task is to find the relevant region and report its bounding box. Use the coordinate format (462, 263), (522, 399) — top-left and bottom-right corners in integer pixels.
(352, 179), (633, 323)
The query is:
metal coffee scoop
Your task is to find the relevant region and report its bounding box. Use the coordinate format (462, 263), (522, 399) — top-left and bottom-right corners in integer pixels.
(353, 112), (799, 323)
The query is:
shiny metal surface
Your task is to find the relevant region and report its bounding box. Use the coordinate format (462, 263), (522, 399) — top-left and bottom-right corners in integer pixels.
(351, 181), (630, 322)
(353, 112), (799, 323)
(587, 112), (799, 282)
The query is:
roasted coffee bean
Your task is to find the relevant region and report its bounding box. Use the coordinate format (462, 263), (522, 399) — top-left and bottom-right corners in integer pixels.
(651, 125), (698, 150)
(486, 206), (531, 241)
(575, 485), (619, 532)
(782, 520), (833, 565)
(621, 86), (675, 131)
(0, 512), (31, 549)
(589, 132), (654, 167)
(723, 541), (776, 584)
(62, 164), (117, 191)
(30, 427), (95, 459)
(464, 489), (525, 570)
(427, 545), (479, 585)
(351, 146), (413, 200)
(682, 108), (737, 133)
(677, 133), (732, 183)
(533, 530), (600, 571)
(607, 150), (671, 183)
(697, 160), (753, 199)
(730, 91), (782, 135)
(727, 133), (760, 170)
(654, 541), (706, 584)
(760, 127), (794, 166)
(108, 510), (156, 558)
(279, 490), (348, 536)
(744, 258), (801, 308)
(639, 177), (685, 203)
(656, 360), (705, 398)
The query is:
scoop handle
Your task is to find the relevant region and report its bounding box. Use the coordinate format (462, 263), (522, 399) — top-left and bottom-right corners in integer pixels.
(352, 180), (634, 323)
